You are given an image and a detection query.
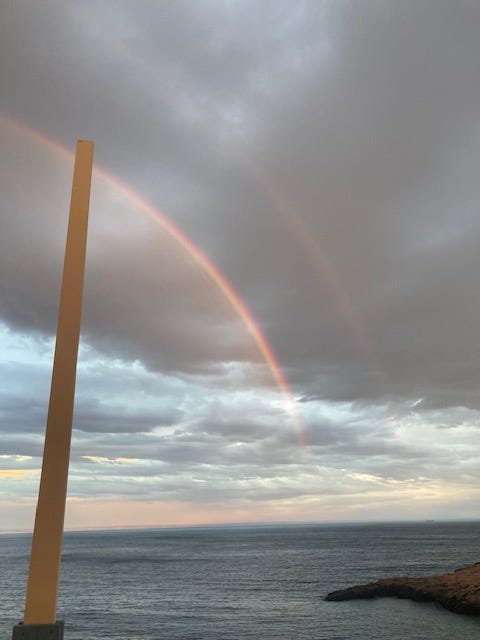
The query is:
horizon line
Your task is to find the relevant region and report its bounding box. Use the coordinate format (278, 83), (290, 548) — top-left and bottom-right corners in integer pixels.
(2, 517), (479, 535)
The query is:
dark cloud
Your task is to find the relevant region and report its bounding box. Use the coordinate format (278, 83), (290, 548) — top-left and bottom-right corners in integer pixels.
(2, 0), (480, 525)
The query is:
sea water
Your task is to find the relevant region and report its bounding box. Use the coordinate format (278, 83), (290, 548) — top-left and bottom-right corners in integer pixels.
(1, 521), (480, 639)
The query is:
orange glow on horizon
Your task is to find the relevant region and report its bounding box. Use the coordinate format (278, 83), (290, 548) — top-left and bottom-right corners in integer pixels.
(0, 469), (39, 478)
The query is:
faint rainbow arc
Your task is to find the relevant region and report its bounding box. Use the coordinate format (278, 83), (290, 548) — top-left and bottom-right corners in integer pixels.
(67, 34), (390, 403)
(251, 165), (391, 403)
(1, 113), (305, 443)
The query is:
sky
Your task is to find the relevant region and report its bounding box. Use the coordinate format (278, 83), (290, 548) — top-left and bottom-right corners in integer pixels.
(1, 0), (480, 532)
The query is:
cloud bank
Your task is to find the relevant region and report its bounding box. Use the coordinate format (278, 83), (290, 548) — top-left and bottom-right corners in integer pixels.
(2, 0), (480, 529)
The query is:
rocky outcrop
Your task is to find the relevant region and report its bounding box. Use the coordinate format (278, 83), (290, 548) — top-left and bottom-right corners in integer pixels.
(325, 562), (480, 615)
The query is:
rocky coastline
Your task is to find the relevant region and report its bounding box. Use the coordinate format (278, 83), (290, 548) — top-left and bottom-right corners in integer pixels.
(325, 562), (480, 615)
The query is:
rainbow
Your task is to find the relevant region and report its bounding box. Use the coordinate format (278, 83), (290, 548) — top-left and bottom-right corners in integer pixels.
(251, 164), (390, 404)
(51, 32), (389, 407)
(1, 113), (305, 443)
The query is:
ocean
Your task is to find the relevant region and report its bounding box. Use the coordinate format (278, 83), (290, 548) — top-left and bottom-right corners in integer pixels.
(1, 521), (480, 639)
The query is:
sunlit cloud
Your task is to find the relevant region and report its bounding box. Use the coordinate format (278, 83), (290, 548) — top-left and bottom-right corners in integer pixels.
(82, 456), (139, 464)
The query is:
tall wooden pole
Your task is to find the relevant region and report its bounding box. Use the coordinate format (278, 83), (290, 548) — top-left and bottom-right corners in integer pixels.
(23, 141), (94, 627)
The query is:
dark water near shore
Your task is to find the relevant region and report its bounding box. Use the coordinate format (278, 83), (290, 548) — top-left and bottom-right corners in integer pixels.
(1, 521), (480, 639)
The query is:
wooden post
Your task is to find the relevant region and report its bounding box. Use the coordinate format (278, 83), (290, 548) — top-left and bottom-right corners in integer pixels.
(22, 140), (94, 628)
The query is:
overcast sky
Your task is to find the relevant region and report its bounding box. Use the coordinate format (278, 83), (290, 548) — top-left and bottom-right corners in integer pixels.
(2, 0), (480, 531)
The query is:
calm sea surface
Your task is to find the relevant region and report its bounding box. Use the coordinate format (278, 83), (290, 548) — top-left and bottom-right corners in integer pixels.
(1, 521), (480, 639)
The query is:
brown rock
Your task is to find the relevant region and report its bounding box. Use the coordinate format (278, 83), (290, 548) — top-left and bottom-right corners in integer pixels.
(325, 562), (480, 615)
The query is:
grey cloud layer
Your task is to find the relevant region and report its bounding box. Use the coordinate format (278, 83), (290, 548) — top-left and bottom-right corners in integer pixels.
(2, 1), (480, 523)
